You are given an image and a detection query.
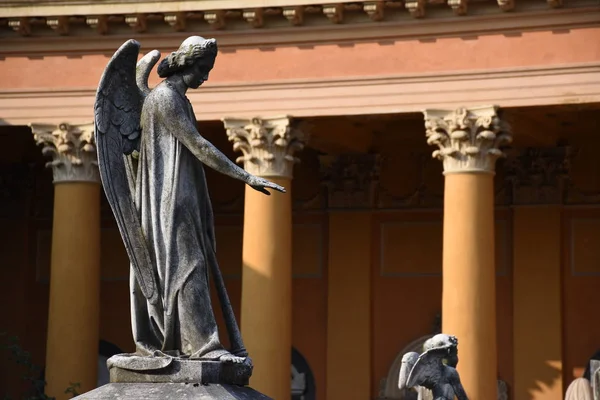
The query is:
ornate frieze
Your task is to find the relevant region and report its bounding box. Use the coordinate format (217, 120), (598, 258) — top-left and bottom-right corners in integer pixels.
(2, 0), (579, 41)
(320, 153), (381, 209)
(30, 122), (100, 184)
(224, 116), (306, 179)
(424, 106), (512, 175)
(503, 146), (573, 205)
(377, 154), (444, 209)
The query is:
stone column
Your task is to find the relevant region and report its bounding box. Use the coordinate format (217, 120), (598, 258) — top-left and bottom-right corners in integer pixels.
(423, 106), (512, 400)
(224, 116), (305, 400)
(31, 123), (101, 399)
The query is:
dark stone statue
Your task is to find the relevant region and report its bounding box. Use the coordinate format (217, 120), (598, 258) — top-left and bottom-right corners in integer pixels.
(92, 36), (284, 390)
(398, 334), (469, 400)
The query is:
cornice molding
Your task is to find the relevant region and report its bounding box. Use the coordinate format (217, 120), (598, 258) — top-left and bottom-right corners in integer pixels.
(2, 0), (347, 18)
(0, 3), (598, 56)
(1, 62), (599, 126)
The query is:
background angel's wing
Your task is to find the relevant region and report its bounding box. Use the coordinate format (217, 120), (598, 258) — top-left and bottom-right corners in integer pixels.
(399, 352), (419, 390)
(94, 39), (160, 305)
(406, 347), (447, 390)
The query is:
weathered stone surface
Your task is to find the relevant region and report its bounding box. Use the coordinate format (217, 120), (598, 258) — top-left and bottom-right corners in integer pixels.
(109, 357), (252, 386)
(72, 383), (272, 399)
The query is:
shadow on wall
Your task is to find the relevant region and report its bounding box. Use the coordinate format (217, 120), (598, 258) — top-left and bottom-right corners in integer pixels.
(523, 360), (562, 399)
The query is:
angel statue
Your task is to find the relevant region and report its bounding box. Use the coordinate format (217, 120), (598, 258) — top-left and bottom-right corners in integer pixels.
(94, 36), (284, 384)
(398, 334), (469, 400)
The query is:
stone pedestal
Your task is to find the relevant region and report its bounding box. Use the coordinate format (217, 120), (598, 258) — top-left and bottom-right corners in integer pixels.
(107, 355), (252, 386)
(72, 383), (273, 399)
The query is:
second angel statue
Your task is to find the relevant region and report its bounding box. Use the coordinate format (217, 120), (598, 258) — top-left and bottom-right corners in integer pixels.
(94, 36), (284, 386)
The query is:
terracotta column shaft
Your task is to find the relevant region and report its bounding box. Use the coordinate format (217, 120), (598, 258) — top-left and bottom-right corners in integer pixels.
(424, 106), (512, 400)
(31, 123), (101, 399)
(225, 116), (305, 400)
(442, 173), (495, 398)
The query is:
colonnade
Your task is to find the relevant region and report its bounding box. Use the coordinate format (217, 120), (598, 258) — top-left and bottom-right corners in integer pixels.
(31, 106), (515, 400)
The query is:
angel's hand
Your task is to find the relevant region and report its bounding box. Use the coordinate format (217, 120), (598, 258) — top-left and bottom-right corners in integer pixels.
(247, 175), (286, 196)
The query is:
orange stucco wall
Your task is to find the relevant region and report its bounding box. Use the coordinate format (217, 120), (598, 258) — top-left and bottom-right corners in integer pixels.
(563, 208), (600, 385)
(1, 27), (599, 90)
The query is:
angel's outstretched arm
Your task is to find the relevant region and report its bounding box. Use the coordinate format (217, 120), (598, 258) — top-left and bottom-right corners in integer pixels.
(156, 89), (251, 183)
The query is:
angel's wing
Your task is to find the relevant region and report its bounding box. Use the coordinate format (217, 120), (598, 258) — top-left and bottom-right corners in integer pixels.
(123, 48), (160, 195)
(406, 347), (447, 390)
(399, 352), (419, 390)
(94, 39), (161, 305)
(136, 49), (161, 97)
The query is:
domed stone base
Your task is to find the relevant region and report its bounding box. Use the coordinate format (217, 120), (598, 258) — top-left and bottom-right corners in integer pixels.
(72, 383), (273, 399)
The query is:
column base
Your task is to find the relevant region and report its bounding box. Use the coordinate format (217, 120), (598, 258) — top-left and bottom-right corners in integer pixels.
(72, 383), (272, 399)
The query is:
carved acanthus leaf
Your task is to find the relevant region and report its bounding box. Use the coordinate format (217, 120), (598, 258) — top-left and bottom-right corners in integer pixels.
(424, 106), (512, 174)
(30, 122), (99, 183)
(224, 116), (306, 178)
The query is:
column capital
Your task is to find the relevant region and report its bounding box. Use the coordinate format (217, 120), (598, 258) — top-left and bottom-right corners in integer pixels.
(223, 116), (306, 179)
(423, 106), (512, 175)
(30, 122), (99, 183)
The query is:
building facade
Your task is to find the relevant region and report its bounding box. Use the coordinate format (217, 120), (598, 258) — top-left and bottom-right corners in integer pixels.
(1, 1), (599, 399)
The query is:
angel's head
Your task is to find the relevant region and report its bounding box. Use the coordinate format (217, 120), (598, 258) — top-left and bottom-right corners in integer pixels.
(424, 333), (459, 367)
(157, 36), (218, 89)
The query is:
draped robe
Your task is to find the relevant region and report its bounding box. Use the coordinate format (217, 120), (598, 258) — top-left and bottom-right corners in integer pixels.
(129, 80), (228, 360)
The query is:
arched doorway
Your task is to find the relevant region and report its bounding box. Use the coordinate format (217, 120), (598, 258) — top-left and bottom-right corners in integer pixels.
(292, 347), (316, 400)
